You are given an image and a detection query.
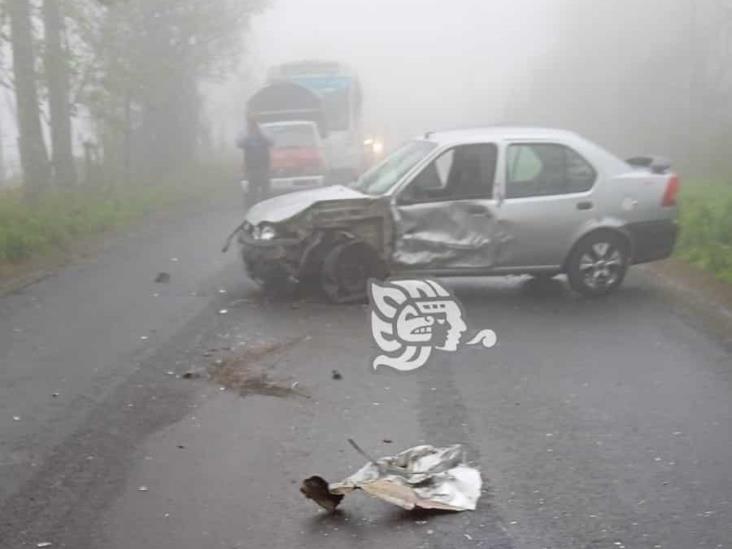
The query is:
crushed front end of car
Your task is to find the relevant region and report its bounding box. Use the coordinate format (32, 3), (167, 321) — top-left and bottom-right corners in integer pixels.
(233, 186), (393, 300)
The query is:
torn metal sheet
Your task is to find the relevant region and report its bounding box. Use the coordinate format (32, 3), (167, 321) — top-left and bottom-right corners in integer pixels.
(327, 443), (482, 512)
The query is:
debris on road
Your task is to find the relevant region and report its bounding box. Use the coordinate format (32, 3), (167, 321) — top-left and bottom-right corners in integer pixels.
(300, 476), (344, 512)
(154, 272), (171, 284)
(189, 339), (308, 398)
(332, 369), (343, 380)
(218, 309), (229, 315)
(138, 485), (149, 492)
(302, 441), (482, 513)
(36, 543), (53, 548)
(12, 416), (21, 421)
(182, 370), (204, 380)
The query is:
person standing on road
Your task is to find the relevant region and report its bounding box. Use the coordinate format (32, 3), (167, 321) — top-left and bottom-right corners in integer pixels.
(238, 116), (272, 206)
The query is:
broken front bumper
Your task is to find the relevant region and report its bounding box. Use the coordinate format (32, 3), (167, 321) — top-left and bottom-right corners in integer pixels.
(238, 232), (304, 283)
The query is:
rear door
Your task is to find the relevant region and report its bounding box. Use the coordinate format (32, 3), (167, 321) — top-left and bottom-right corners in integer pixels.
(496, 142), (598, 269)
(390, 143), (501, 272)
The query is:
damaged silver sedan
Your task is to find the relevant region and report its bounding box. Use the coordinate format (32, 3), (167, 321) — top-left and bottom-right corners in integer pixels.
(228, 127), (679, 302)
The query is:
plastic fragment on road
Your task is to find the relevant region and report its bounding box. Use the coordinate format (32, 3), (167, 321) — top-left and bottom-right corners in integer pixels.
(36, 543), (52, 548)
(306, 442), (482, 513)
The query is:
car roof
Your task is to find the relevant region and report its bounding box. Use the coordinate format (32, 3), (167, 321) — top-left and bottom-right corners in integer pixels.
(419, 126), (630, 174)
(422, 126), (583, 145)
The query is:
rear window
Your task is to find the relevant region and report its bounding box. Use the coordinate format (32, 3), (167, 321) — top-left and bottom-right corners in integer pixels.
(262, 124), (318, 149)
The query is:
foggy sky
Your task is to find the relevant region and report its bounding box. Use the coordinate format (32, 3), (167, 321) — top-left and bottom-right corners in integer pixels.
(217, 0), (557, 148)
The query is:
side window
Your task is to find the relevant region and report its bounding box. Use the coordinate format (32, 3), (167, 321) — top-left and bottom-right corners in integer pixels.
(506, 144), (596, 198)
(404, 144), (497, 202)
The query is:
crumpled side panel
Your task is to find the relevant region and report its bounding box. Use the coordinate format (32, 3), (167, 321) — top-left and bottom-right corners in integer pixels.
(391, 202), (498, 269)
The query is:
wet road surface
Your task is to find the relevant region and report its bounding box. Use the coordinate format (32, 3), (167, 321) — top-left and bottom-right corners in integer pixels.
(0, 195), (730, 549)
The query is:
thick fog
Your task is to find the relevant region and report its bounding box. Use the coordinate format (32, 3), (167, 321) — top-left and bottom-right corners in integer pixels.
(205, 0), (732, 176)
(212, 0), (556, 151)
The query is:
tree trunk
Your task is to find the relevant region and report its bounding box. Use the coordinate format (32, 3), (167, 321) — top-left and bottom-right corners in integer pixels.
(42, 0), (77, 188)
(8, 0), (51, 198)
(0, 115), (6, 185)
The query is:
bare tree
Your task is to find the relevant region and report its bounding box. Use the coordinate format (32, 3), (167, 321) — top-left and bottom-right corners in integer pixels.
(8, 0), (51, 197)
(42, 0), (77, 188)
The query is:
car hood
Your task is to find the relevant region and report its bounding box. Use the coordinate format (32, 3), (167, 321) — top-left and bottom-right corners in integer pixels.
(245, 185), (370, 225)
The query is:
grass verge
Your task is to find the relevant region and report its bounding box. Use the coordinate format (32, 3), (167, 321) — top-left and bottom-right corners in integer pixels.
(677, 180), (732, 284)
(0, 164), (233, 268)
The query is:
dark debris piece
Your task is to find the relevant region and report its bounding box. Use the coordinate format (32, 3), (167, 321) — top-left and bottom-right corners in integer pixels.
(300, 476), (343, 513)
(154, 272), (171, 284)
(332, 370), (343, 380)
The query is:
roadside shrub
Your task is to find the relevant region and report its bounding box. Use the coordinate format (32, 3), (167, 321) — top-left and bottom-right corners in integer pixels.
(0, 165), (229, 265)
(677, 180), (732, 284)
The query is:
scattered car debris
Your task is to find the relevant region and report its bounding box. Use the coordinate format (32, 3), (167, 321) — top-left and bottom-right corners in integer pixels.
(300, 476), (344, 513)
(302, 440), (482, 513)
(12, 416), (20, 421)
(383, 439), (393, 444)
(332, 369), (343, 380)
(51, 393), (60, 398)
(186, 339), (308, 398)
(36, 543), (53, 548)
(218, 309), (229, 315)
(154, 272), (171, 284)
(138, 485), (149, 492)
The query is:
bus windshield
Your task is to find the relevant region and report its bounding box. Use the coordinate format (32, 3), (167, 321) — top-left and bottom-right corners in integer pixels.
(351, 140), (437, 196)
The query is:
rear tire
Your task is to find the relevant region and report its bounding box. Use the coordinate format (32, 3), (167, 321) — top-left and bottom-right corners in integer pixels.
(566, 232), (629, 297)
(321, 241), (387, 304)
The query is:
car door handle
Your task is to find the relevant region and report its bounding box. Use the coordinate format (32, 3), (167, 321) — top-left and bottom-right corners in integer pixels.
(577, 201), (593, 211)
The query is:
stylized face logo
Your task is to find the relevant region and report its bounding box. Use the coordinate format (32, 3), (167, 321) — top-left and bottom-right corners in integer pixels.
(369, 279), (495, 372)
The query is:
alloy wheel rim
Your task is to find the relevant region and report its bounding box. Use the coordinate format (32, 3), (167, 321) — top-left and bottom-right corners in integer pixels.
(579, 242), (623, 290)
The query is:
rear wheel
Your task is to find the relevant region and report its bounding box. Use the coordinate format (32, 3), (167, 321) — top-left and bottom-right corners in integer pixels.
(566, 232), (629, 297)
(321, 241), (387, 304)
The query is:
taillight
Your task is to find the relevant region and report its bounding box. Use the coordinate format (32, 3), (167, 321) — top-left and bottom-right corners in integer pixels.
(662, 175), (680, 207)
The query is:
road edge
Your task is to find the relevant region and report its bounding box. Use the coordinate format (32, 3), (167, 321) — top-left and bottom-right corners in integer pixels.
(640, 258), (732, 344)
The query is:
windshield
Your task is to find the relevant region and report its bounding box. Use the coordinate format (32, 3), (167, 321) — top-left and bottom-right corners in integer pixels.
(262, 124), (318, 149)
(351, 140), (436, 195)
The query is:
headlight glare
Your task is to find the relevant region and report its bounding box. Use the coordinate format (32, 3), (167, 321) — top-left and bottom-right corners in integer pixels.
(259, 225), (277, 241)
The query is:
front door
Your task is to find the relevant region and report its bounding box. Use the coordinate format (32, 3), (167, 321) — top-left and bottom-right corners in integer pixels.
(391, 143), (501, 273)
(496, 142), (598, 269)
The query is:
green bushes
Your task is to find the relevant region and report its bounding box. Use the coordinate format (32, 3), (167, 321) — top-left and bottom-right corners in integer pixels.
(677, 181), (732, 284)
(0, 170), (223, 263)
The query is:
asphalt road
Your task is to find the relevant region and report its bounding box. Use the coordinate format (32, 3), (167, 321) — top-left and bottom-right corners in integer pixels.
(0, 194), (730, 549)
